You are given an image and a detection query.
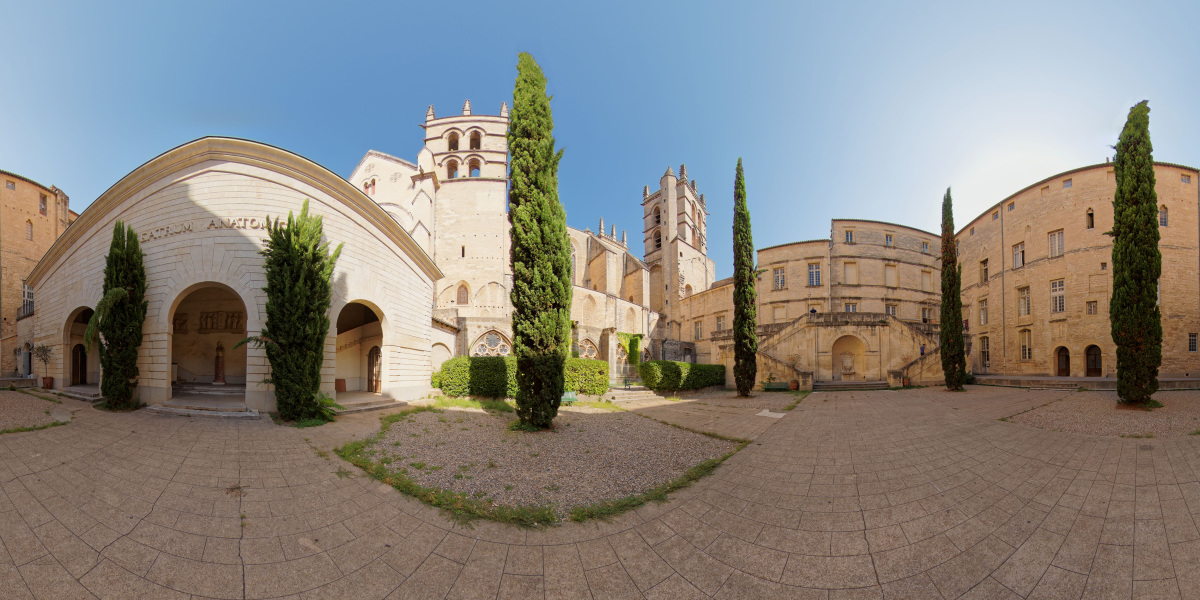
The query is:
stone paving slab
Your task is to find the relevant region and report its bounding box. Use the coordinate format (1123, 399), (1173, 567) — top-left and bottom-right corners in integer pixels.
(3, 390), (1200, 597)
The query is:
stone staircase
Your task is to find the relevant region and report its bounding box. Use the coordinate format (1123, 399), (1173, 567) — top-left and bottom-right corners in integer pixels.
(333, 394), (408, 415)
(812, 380), (890, 392)
(146, 383), (261, 418)
(602, 386), (659, 404)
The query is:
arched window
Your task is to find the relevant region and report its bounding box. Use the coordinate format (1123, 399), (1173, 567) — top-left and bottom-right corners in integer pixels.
(447, 160), (459, 179)
(447, 132), (459, 152)
(469, 131), (481, 150)
(1086, 209), (1094, 229)
(363, 179), (376, 195)
(25, 220), (32, 240)
(577, 339), (599, 360)
(457, 285), (469, 305)
(571, 246), (577, 278)
(653, 206), (661, 225)
(684, 284), (693, 297)
(654, 229), (662, 250)
(471, 331), (511, 357)
(1160, 205), (1168, 227)
(469, 159), (481, 178)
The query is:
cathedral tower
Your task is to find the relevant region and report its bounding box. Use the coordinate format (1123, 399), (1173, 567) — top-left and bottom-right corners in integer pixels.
(642, 164), (715, 337)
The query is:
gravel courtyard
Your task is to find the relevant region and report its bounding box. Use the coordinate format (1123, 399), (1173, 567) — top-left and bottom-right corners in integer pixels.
(1010, 389), (1200, 437)
(0, 389), (63, 432)
(363, 406), (738, 518)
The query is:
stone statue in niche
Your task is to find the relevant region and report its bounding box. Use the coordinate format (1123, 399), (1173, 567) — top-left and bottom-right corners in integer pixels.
(213, 341), (226, 385)
(840, 352), (856, 377)
(225, 312), (242, 332)
(173, 314), (187, 334)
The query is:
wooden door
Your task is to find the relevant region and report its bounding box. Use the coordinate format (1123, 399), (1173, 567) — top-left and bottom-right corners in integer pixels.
(1056, 347), (1070, 377)
(71, 344), (87, 385)
(367, 346), (381, 393)
(1086, 346), (1102, 377)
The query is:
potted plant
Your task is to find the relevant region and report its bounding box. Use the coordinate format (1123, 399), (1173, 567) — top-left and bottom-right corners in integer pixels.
(32, 344), (54, 389)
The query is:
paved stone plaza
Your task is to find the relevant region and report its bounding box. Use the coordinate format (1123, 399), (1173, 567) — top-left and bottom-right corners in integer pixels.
(1, 386), (1199, 598)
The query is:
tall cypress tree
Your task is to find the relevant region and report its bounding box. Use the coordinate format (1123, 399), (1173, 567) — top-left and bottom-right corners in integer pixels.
(508, 52), (572, 429)
(732, 159), (758, 397)
(939, 188), (967, 390)
(85, 221), (147, 410)
(242, 200), (342, 421)
(1110, 100), (1161, 405)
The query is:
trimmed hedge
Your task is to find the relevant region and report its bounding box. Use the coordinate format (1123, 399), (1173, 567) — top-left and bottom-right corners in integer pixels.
(638, 361), (726, 392)
(435, 356), (609, 397)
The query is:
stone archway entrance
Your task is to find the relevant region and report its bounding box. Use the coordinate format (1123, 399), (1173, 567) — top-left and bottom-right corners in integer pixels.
(1086, 345), (1102, 377)
(1056, 347), (1070, 377)
(335, 301), (384, 397)
(168, 284), (248, 407)
(831, 335), (866, 381)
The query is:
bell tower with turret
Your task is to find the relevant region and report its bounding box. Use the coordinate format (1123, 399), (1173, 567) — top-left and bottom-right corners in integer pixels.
(642, 164), (715, 338)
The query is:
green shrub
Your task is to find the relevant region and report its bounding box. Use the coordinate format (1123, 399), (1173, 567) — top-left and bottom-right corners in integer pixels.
(639, 361), (725, 392)
(435, 356), (608, 397)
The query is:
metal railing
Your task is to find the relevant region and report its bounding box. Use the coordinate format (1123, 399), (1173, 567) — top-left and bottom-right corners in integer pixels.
(16, 302), (34, 321)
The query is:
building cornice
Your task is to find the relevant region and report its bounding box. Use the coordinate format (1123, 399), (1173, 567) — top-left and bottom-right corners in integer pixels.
(26, 137), (443, 287)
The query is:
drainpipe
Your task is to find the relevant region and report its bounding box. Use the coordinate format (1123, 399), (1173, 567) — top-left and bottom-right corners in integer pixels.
(1000, 203), (1007, 372)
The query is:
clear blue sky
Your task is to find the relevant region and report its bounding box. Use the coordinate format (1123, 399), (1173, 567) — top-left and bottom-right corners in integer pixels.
(3, 1), (1197, 278)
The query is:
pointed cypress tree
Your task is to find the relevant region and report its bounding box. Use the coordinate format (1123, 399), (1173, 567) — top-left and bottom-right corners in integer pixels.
(84, 221), (147, 410)
(732, 159), (758, 397)
(508, 52), (572, 428)
(1110, 100), (1162, 405)
(242, 200), (342, 421)
(939, 188), (967, 390)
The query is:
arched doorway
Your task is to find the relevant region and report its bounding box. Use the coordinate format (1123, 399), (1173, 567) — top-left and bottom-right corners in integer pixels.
(1086, 345), (1102, 377)
(71, 344), (87, 385)
(831, 335), (866, 381)
(335, 301), (384, 395)
(168, 284), (248, 404)
(62, 307), (97, 387)
(1056, 347), (1070, 377)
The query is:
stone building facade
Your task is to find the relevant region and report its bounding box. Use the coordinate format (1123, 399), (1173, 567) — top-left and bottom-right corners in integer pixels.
(21, 138), (441, 411)
(679, 220), (944, 385)
(0, 170), (73, 375)
(348, 101), (709, 378)
(956, 162), (1200, 378)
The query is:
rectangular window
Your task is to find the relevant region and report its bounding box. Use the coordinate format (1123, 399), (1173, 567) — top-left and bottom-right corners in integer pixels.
(1020, 330), (1032, 360)
(979, 259), (988, 284)
(773, 267), (785, 290)
(1101, 262), (1107, 271)
(1191, 333), (1198, 352)
(992, 211), (999, 220)
(1013, 242), (1025, 268)
(885, 304), (897, 317)
(921, 307), (933, 323)
(1048, 230), (1064, 258)
(1063, 178), (1072, 189)
(1008, 202), (1015, 211)
(20, 281), (33, 317)
(921, 241), (929, 253)
(885, 234), (893, 246)
(716, 316), (725, 331)
(4, 180), (13, 190)
(845, 230), (855, 244)
(979, 299), (988, 325)
(845, 303), (857, 313)
(884, 264), (897, 287)
(921, 270), (932, 292)
(1184, 174), (1193, 184)
(844, 262), (859, 285)
(1086, 300), (1098, 315)
(39, 194), (47, 216)
(807, 263), (821, 286)
(970, 227), (975, 236)
(694, 321), (702, 341)
(979, 337), (990, 367)
(1018, 286), (1031, 316)
(1051, 279), (1065, 313)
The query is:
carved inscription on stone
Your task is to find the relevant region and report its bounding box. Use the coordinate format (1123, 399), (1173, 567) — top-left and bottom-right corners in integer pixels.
(198, 311), (244, 334)
(173, 313), (188, 334)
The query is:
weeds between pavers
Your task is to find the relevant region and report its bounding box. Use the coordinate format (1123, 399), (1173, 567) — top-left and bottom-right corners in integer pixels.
(336, 402), (745, 528)
(783, 390), (811, 411)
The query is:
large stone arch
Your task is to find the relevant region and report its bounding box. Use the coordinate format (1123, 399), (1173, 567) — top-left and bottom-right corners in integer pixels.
(61, 306), (98, 387)
(333, 299), (388, 396)
(831, 334), (868, 381)
(165, 281), (253, 405)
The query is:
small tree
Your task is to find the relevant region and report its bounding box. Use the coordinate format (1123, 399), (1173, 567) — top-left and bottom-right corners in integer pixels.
(240, 200), (342, 421)
(508, 53), (572, 429)
(32, 344), (54, 378)
(939, 188), (967, 390)
(732, 158), (758, 396)
(85, 221), (148, 409)
(1110, 100), (1162, 405)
